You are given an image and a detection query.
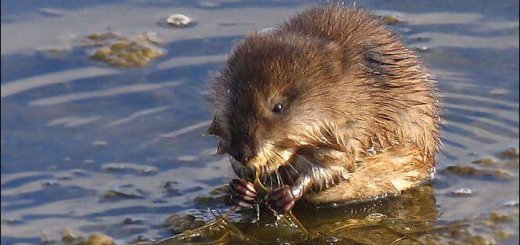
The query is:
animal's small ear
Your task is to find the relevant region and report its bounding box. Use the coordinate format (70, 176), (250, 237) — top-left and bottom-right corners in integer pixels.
(206, 115), (221, 136)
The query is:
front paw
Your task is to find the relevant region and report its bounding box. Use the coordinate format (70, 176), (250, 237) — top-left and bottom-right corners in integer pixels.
(229, 178), (257, 208)
(267, 185), (303, 213)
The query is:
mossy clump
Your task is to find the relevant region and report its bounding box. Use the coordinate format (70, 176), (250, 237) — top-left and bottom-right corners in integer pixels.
(497, 147), (519, 159)
(164, 214), (206, 234)
(84, 32), (166, 68)
(472, 157), (497, 166)
(61, 229), (115, 245)
(442, 165), (514, 181)
(379, 15), (401, 25)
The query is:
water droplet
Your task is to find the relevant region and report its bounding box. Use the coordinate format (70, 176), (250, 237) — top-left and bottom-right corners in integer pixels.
(326, 236), (339, 243)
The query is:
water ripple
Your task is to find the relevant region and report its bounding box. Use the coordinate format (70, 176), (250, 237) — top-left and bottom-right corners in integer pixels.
(1, 67), (119, 98)
(28, 81), (181, 106)
(107, 106), (170, 127)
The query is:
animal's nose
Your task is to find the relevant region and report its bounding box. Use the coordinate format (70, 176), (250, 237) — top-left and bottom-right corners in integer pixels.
(230, 145), (255, 163)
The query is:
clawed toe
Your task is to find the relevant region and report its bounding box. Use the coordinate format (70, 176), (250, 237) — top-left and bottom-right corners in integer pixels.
(267, 185), (300, 213)
(229, 179), (257, 207)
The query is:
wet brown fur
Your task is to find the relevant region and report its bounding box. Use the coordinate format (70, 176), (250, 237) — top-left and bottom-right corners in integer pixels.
(208, 5), (441, 205)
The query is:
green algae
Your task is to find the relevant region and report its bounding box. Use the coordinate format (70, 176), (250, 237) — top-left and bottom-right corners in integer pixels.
(150, 147), (519, 245)
(151, 189), (518, 245)
(442, 165), (514, 181)
(380, 15), (401, 25)
(164, 214), (207, 234)
(84, 32), (166, 68)
(52, 148), (518, 245)
(60, 229), (115, 245)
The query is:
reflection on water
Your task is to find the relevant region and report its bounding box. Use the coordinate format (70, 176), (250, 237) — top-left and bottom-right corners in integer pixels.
(1, 67), (120, 98)
(28, 81), (181, 106)
(155, 180), (518, 244)
(157, 185), (438, 244)
(1, 0), (518, 244)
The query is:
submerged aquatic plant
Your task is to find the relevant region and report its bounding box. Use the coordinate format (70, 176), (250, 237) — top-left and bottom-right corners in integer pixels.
(151, 147), (519, 244)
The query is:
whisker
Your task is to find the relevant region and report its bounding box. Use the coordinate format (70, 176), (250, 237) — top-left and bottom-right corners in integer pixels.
(258, 166), (263, 185)
(282, 167), (295, 185)
(286, 160), (301, 177)
(271, 150), (287, 163)
(263, 146), (306, 185)
(262, 165), (268, 189)
(239, 167), (245, 179)
(296, 153), (316, 178)
(266, 150), (281, 185)
(274, 171), (279, 188)
(269, 169), (273, 190)
(262, 142), (314, 188)
(296, 153), (314, 167)
(271, 150), (298, 180)
(258, 165), (263, 179)
(276, 170), (283, 187)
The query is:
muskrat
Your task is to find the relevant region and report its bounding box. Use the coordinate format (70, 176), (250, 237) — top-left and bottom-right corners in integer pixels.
(207, 5), (441, 213)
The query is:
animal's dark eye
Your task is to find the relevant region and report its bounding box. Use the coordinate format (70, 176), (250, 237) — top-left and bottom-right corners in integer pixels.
(272, 103), (284, 113)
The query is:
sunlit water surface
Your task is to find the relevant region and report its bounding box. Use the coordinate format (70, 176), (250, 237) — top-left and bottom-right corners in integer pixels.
(1, 0), (518, 244)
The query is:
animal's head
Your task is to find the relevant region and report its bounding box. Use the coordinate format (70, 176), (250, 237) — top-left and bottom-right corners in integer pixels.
(208, 33), (359, 173)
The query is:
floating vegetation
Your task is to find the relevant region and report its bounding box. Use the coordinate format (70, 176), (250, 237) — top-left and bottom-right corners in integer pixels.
(472, 156), (497, 166)
(504, 159), (519, 169)
(86, 32), (118, 43)
(152, 208), (429, 244)
(61, 229), (115, 245)
(102, 162), (159, 175)
(47, 147), (518, 244)
(164, 214), (206, 234)
(83, 234), (115, 245)
(419, 212), (517, 245)
(149, 146), (519, 244)
(150, 188), (518, 245)
(441, 165), (514, 181)
(158, 215), (256, 244)
(40, 47), (72, 57)
(497, 147), (519, 159)
(83, 32), (166, 68)
(194, 185), (230, 207)
(102, 184), (147, 200)
(380, 15), (401, 25)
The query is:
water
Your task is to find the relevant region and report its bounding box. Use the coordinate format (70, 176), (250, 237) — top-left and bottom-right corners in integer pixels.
(1, 0), (518, 244)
